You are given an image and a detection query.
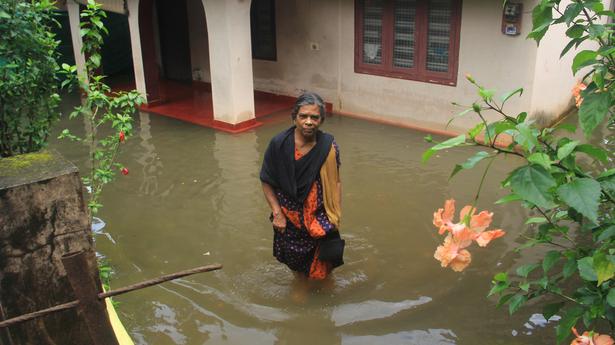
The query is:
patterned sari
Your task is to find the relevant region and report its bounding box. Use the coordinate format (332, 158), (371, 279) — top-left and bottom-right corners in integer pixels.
(273, 142), (340, 279)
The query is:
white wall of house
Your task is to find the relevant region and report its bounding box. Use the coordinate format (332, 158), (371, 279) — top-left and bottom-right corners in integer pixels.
(337, 0), (539, 131)
(256, 0), (577, 131)
(529, 0), (614, 125)
(252, 0), (341, 102)
(175, 0), (580, 131)
(529, 14), (577, 126)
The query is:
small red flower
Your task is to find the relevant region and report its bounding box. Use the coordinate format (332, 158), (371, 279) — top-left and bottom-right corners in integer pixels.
(121, 167), (129, 175)
(119, 131), (125, 142)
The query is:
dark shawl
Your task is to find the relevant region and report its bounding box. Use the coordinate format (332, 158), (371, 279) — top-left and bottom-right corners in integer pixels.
(260, 126), (334, 203)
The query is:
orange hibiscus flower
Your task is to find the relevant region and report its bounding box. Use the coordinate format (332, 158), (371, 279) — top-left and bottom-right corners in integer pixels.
(570, 328), (614, 345)
(433, 199), (506, 271)
(434, 235), (472, 272)
(572, 82), (587, 108)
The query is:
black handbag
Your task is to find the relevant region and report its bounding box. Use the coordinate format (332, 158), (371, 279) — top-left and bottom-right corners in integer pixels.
(318, 230), (345, 268)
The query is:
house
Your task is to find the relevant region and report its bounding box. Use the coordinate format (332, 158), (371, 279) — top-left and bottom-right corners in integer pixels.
(63, 0), (584, 134)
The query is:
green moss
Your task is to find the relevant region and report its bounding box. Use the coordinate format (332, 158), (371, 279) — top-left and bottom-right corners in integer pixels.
(0, 151), (54, 175)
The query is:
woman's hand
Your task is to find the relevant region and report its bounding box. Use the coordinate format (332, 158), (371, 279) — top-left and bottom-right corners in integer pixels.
(272, 211), (287, 233)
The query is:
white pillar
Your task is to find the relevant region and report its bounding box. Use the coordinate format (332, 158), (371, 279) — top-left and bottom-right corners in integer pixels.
(126, 0), (148, 99)
(202, 0), (255, 125)
(67, 0), (88, 84)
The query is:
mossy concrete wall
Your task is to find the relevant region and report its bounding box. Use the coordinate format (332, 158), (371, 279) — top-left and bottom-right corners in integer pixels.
(0, 150), (101, 344)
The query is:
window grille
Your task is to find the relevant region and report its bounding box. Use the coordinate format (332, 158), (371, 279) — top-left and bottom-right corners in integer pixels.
(355, 0), (461, 85)
(251, 0), (277, 61)
(362, 0), (384, 65)
(393, 0), (417, 68)
(426, 0), (452, 72)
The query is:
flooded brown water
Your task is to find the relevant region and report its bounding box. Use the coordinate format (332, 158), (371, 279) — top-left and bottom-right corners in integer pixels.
(49, 95), (559, 345)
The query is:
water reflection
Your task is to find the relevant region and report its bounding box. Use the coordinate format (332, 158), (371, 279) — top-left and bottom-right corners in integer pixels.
(341, 329), (457, 345)
(135, 111), (162, 196)
(331, 297), (432, 326)
(159, 285), (278, 344)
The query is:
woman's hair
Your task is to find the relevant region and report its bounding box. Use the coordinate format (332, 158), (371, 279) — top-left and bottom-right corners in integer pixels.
(291, 91), (326, 123)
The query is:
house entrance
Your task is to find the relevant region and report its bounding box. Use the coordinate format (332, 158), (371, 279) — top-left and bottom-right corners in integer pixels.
(156, 0), (192, 82)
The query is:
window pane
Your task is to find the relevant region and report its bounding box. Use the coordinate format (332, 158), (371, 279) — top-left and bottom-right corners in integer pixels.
(251, 0), (276, 60)
(393, 0), (416, 68)
(426, 0), (452, 72)
(362, 0), (384, 65)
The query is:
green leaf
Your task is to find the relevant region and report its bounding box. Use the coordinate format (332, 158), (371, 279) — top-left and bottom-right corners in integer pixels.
(599, 169), (615, 179)
(566, 24), (585, 38)
(516, 263), (540, 278)
(556, 178), (601, 223)
(556, 307), (583, 343)
(467, 122), (485, 140)
(607, 288), (615, 307)
(542, 250), (560, 273)
(543, 302), (565, 320)
(519, 282), (530, 292)
(513, 122), (539, 152)
(449, 151), (490, 179)
(527, 3), (553, 44)
(497, 293), (515, 308)
(90, 54), (101, 67)
(527, 153), (553, 171)
(563, 257), (577, 278)
(500, 87), (523, 104)
(589, 24), (606, 38)
(510, 165), (557, 209)
(508, 294), (527, 315)
(575, 144), (608, 163)
(593, 251), (615, 285)
(578, 90), (611, 137)
(494, 272), (508, 282)
(597, 225), (615, 242)
(562, 3), (582, 25)
(557, 140), (579, 160)
(572, 50), (598, 74)
(560, 37), (585, 58)
(446, 108), (473, 128)
(578, 257), (598, 281)
(525, 217), (547, 224)
(495, 193), (522, 204)
(422, 134), (466, 163)
(488, 282), (510, 296)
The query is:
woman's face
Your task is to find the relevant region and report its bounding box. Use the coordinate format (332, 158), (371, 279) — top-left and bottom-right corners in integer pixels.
(294, 104), (322, 139)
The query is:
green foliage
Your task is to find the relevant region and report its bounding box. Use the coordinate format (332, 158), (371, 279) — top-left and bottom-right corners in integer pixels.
(59, 0), (144, 215)
(0, 0), (61, 157)
(427, 0), (615, 341)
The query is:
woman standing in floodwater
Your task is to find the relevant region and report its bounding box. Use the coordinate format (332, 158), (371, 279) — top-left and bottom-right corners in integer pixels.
(260, 92), (343, 281)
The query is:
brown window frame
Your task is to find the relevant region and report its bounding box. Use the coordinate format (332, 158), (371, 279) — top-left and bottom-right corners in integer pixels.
(354, 0), (462, 86)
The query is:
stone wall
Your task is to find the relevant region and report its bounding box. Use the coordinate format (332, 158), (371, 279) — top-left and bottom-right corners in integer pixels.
(0, 150), (101, 345)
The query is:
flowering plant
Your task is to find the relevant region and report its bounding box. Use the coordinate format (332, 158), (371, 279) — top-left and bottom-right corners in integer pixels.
(59, 0), (143, 215)
(424, 0), (614, 342)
